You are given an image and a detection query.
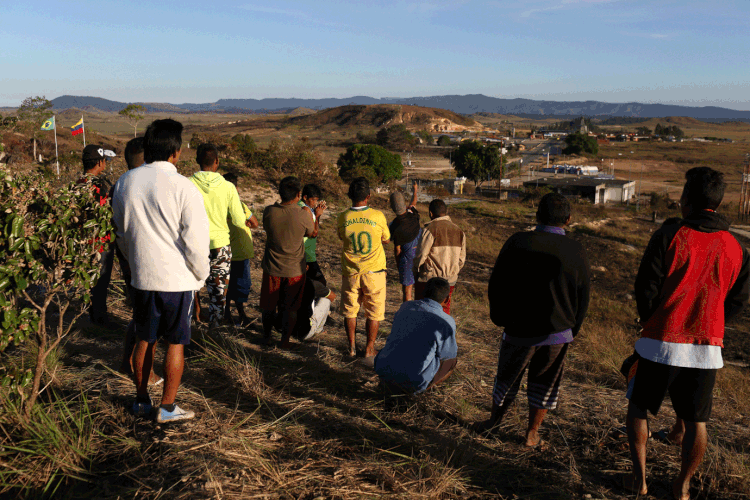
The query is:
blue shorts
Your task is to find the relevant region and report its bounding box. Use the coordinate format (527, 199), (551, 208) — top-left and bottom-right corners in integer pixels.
(132, 289), (194, 345)
(396, 235), (419, 286)
(227, 259), (252, 303)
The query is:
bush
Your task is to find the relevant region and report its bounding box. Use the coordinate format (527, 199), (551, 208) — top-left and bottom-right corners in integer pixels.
(231, 134), (256, 154)
(437, 135), (451, 147)
(376, 124), (417, 151)
(0, 169), (111, 417)
(562, 132), (599, 155)
(337, 144), (403, 183)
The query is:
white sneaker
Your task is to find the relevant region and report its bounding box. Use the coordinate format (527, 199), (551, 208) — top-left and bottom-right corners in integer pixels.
(156, 405), (195, 423)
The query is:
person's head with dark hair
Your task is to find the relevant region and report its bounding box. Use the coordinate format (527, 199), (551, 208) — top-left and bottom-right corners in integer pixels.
(279, 176), (302, 203)
(196, 143), (219, 172)
(536, 193), (571, 227)
(124, 137), (145, 170)
(223, 172), (238, 186)
(302, 184), (322, 200)
(428, 199), (447, 220)
(680, 167), (725, 215)
(143, 118), (183, 164)
(82, 144), (108, 174)
(424, 277), (451, 305)
(302, 183), (322, 208)
(348, 177), (370, 205)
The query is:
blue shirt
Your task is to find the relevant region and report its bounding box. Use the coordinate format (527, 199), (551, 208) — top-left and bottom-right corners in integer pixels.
(374, 298), (458, 393)
(503, 224), (574, 347)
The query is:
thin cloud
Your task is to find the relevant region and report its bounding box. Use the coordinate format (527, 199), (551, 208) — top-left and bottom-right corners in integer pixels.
(405, 0), (471, 15)
(239, 4), (341, 27)
(520, 0), (621, 18)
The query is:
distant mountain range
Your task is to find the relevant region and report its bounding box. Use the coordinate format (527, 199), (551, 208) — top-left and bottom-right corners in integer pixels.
(48, 94), (750, 121)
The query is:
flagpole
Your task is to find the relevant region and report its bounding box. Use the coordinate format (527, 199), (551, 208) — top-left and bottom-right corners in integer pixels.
(82, 115), (86, 147)
(53, 118), (59, 178)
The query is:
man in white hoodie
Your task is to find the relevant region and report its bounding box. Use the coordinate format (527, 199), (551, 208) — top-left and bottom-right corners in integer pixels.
(113, 119), (210, 424)
(190, 144), (246, 328)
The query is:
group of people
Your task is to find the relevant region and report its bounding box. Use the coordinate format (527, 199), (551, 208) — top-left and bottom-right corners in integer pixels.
(82, 117), (747, 499)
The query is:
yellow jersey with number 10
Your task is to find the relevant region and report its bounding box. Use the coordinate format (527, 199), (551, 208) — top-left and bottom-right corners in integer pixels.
(337, 206), (391, 276)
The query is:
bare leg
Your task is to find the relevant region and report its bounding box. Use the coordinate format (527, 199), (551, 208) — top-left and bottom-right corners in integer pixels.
(402, 284), (414, 302)
(364, 318), (379, 358)
(279, 310), (298, 348)
(224, 301), (233, 325)
(345, 317), (357, 356)
(525, 407), (548, 447)
(236, 302), (249, 323)
(673, 421), (707, 500)
(160, 343), (184, 406)
(262, 310), (275, 342)
(625, 402), (650, 495)
(193, 291), (204, 324)
(133, 339), (155, 399)
(668, 417), (685, 446)
(119, 320), (137, 374)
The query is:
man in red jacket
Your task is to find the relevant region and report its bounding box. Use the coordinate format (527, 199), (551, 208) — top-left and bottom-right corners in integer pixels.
(626, 167), (750, 500)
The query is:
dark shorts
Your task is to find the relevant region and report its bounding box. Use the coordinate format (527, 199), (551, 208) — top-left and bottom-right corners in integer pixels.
(396, 253), (416, 286)
(227, 259), (252, 303)
(629, 358), (717, 422)
(492, 341), (569, 410)
(132, 289), (194, 345)
(306, 261), (327, 286)
(259, 272), (305, 312)
(415, 282), (455, 314)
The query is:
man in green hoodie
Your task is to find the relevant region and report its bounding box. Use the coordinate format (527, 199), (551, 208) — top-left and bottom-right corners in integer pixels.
(190, 144), (247, 328)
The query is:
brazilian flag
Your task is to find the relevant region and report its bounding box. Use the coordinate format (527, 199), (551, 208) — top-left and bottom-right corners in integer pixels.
(40, 116), (55, 131)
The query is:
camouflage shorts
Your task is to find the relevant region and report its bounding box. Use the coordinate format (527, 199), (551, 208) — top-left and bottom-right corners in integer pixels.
(207, 245), (232, 326)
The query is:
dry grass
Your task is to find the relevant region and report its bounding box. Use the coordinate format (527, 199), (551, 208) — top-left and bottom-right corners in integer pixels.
(1, 186), (749, 499)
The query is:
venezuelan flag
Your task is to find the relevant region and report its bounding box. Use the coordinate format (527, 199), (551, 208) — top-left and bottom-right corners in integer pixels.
(71, 118), (84, 136)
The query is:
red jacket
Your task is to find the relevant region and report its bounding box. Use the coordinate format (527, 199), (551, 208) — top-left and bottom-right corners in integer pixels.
(635, 211), (750, 347)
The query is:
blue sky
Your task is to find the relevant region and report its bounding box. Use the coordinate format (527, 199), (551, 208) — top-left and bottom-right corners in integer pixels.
(1, 0), (748, 109)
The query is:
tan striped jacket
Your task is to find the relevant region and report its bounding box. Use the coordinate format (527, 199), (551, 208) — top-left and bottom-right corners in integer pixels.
(413, 215), (466, 286)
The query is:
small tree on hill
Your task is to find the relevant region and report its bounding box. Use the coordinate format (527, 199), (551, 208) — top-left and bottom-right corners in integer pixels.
(562, 132), (599, 155)
(376, 124), (417, 151)
(437, 135), (451, 147)
(118, 104), (147, 137)
(449, 140), (503, 187)
(337, 144), (403, 183)
(17, 96), (53, 162)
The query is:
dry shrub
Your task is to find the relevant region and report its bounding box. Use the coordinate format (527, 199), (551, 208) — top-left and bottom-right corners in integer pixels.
(197, 335), (272, 400)
(0, 391), (100, 497)
(715, 365), (750, 416)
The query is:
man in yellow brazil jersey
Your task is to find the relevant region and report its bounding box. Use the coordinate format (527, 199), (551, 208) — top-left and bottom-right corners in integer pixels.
(337, 177), (391, 364)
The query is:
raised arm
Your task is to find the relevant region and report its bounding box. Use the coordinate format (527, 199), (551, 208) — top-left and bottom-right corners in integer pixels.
(409, 181), (418, 208)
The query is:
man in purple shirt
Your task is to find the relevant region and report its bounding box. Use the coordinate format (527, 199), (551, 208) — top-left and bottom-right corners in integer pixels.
(473, 193), (590, 447)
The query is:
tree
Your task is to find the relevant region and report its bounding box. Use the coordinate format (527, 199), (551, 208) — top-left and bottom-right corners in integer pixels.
(118, 104), (147, 137)
(231, 134), (256, 154)
(450, 140), (504, 187)
(636, 126), (652, 136)
(437, 135), (451, 147)
(337, 144), (403, 183)
(562, 132), (599, 155)
(376, 124), (417, 150)
(17, 96), (53, 162)
(415, 130), (433, 145)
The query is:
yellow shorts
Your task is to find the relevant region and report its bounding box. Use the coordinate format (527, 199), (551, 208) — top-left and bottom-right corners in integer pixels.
(340, 271), (387, 321)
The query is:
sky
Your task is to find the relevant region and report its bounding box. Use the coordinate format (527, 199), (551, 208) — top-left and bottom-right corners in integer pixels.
(1, 0), (748, 109)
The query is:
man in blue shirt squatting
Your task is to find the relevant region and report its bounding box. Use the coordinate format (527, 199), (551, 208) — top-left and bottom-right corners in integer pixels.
(473, 193), (590, 447)
(374, 277), (458, 394)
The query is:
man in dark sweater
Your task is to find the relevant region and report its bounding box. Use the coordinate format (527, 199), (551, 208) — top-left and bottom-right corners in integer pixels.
(473, 193), (590, 447)
(625, 167), (750, 500)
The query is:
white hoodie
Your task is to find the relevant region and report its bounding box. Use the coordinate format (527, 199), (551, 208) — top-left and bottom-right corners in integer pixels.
(113, 161), (210, 292)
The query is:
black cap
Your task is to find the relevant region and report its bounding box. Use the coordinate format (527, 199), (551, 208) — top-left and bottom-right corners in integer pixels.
(82, 144), (116, 162)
